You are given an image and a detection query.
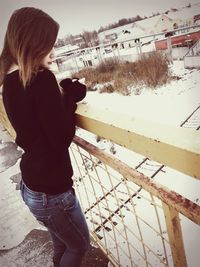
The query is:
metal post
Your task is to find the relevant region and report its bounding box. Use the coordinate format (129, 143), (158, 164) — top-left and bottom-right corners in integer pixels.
(167, 36), (173, 63)
(162, 202), (187, 267)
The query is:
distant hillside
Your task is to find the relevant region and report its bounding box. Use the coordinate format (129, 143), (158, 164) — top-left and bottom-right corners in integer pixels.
(97, 2), (198, 33)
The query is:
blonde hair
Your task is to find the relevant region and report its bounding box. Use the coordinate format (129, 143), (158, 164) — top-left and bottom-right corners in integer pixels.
(0, 7), (59, 87)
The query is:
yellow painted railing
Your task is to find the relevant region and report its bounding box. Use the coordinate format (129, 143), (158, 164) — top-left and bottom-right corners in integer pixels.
(76, 104), (200, 180)
(0, 96), (200, 267)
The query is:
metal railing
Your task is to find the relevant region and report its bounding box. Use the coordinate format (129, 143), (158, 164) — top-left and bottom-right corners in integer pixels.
(184, 38), (200, 57)
(70, 103), (200, 267)
(54, 24), (200, 75)
(0, 96), (200, 267)
(184, 38), (200, 68)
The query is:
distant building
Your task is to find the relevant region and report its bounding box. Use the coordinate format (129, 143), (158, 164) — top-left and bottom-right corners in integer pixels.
(98, 3), (199, 44)
(155, 30), (200, 50)
(194, 14), (200, 24)
(73, 36), (85, 47)
(55, 44), (79, 57)
(134, 14), (174, 34)
(98, 23), (135, 43)
(154, 3), (200, 56)
(98, 14), (175, 44)
(167, 3), (200, 28)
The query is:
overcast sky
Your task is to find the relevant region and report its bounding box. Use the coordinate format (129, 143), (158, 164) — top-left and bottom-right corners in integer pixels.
(0, 0), (197, 46)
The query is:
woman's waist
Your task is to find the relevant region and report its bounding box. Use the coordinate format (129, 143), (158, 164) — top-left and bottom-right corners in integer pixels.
(20, 179), (74, 201)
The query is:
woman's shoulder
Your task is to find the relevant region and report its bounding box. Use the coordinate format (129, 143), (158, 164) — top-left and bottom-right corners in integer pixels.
(31, 68), (61, 98)
(31, 68), (57, 87)
(35, 68), (56, 80)
(3, 69), (20, 91)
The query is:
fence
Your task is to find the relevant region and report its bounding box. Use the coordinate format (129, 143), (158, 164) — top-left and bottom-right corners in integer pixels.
(0, 96), (200, 267)
(184, 38), (200, 68)
(54, 24), (200, 76)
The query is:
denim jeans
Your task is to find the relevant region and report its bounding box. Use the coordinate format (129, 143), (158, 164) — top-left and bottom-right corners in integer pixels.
(20, 180), (90, 267)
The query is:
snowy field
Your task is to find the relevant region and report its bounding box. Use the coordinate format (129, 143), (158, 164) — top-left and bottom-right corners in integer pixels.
(83, 60), (200, 126)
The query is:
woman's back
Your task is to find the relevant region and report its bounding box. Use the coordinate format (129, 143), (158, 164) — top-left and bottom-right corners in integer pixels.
(3, 68), (74, 194)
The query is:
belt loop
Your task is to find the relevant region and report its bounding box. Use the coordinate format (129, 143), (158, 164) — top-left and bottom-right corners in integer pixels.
(20, 180), (24, 191)
(19, 180), (25, 201)
(20, 180), (22, 190)
(43, 193), (47, 207)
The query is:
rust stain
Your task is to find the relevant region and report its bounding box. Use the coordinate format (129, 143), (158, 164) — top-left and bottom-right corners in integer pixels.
(74, 135), (200, 224)
(172, 217), (178, 232)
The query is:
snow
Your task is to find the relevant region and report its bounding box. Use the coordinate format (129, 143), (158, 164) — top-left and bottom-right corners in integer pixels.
(134, 14), (166, 32)
(77, 60), (200, 196)
(1, 58), (199, 266)
(73, 59), (200, 267)
(83, 60), (200, 127)
(167, 3), (200, 21)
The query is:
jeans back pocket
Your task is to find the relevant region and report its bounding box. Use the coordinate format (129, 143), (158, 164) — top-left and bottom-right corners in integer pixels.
(35, 214), (51, 227)
(61, 191), (77, 211)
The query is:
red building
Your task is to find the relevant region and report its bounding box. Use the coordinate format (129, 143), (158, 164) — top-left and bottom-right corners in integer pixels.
(155, 30), (200, 50)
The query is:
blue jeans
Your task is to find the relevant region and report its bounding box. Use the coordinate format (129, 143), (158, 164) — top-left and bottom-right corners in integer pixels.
(20, 180), (90, 267)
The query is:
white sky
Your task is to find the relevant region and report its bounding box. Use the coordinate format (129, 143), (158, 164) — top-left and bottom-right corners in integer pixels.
(0, 0), (197, 46)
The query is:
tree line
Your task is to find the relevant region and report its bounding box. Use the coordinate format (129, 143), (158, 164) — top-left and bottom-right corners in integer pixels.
(55, 14), (144, 49)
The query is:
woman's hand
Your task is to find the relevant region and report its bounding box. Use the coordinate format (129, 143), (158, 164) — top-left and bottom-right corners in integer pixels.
(59, 78), (86, 103)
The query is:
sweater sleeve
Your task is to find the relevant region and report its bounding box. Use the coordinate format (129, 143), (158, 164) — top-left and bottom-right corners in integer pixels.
(34, 69), (75, 151)
(59, 78), (86, 102)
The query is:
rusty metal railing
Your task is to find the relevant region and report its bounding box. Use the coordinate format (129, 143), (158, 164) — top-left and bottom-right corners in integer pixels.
(69, 103), (200, 267)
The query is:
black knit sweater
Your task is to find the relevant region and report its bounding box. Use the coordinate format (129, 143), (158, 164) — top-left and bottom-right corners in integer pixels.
(2, 68), (86, 194)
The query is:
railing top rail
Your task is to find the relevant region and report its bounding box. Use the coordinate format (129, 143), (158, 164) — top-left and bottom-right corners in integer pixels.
(75, 103), (200, 180)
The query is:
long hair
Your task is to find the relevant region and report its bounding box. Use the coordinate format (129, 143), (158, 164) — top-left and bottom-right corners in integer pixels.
(0, 7), (59, 87)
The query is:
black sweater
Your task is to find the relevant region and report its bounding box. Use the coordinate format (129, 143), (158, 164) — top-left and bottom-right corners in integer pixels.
(3, 68), (86, 194)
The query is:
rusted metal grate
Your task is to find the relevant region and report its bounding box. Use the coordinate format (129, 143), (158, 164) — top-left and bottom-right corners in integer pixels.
(70, 138), (173, 267)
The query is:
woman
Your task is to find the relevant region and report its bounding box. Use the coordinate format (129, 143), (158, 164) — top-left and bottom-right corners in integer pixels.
(0, 7), (90, 267)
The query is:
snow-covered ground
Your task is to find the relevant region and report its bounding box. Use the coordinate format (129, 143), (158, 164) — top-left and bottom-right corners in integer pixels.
(75, 59), (200, 200)
(55, 59), (200, 128)
(83, 60), (200, 126)
(73, 59), (200, 266)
